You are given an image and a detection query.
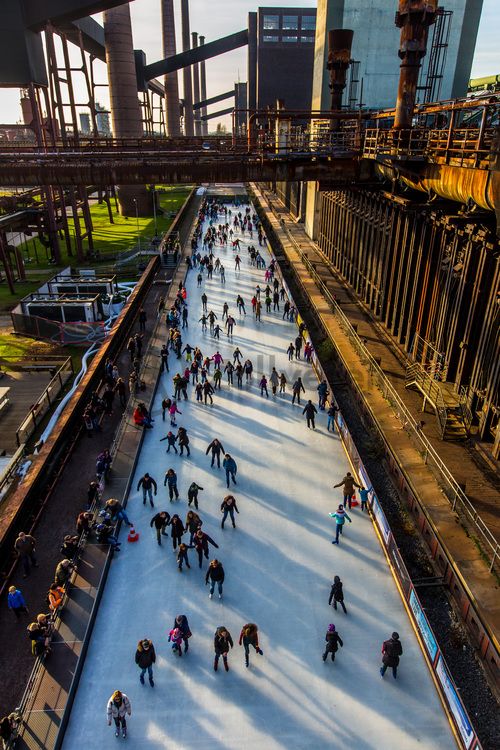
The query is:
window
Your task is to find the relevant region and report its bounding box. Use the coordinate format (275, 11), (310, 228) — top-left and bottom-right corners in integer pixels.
(301, 35), (315, 43)
(283, 15), (298, 30)
(263, 15), (279, 30)
(282, 35), (298, 43)
(301, 16), (316, 30)
(263, 35), (279, 43)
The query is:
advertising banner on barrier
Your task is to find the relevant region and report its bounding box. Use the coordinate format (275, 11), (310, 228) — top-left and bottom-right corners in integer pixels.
(436, 655), (475, 749)
(409, 589), (438, 662)
(371, 496), (392, 545)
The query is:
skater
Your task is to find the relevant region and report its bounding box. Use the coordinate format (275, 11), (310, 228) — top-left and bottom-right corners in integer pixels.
(213, 367), (222, 389)
(169, 401), (182, 427)
(259, 375), (269, 398)
(233, 347), (242, 364)
(199, 314), (208, 332)
(380, 632), (403, 679)
(173, 614), (191, 653)
(239, 623), (263, 667)
(161, 397), (172, 422)
(221, 495), (239, 528)
(203, 380), (215, 404)
(214, 626), (233, 672)
(279, 372), (287, 394)
(333, 472), (361, 510)
(169, 514), (185, 550)
(164, 468), (179, 501)
(244, 359), (253, 382)
(150, 511), (171, 545)
(206, 438), (225, 468)
(177, 427), (190, 457)
(224, 361), (234, 385)
(327, 402), (338, 432)
(358, 486), (372, 512)
(269, 368), (279, 396)
(303, 400), (318, 429)
(223, 454), (237, 488)
(226, 315), (235, 337)
(206, 558), (225, 598)
(317, 380), (329, 410)
(194, 529), (219, 568)
(322, 624), (343, 663)
(291, 377), (305, 405)
(329, 504), (352, 544)
(188, 481), (204, 509)
(161, 430), (178, 453)
(135, 639), (156, 686)
(137, 472), (157, 506)
(328, 575), (347, 613)
(295, 334), (303, 359)
(201, 292), (208, 312)
(185, 510), (202, 544)
(177, 542), (193, 571)
(160, 345), (169, 374)
(168, 627), (184, 656)
(107, 690), (131, 738)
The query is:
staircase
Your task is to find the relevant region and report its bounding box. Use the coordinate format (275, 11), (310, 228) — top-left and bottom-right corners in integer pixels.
(405, 362), (469, 441)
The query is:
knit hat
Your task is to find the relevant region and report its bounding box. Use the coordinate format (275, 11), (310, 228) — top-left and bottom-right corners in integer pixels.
(328, 624), (336, 632)
(392, 632), (400, 640)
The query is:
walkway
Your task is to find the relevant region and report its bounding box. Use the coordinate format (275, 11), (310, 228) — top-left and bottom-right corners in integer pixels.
(62, 196), (455, 749)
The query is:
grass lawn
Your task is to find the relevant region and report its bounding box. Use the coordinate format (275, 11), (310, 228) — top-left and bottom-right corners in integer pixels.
(0, 332), (83, 369)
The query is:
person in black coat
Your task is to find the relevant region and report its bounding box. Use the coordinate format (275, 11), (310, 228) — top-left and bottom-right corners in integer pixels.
(173, 614), (191, 653)
(220, 495), (239, 529)
(177, 427), (190, 457)
(206, 439), (225, 468)
(323, 624), (343, 662)
(328, 575), (347, 614)
(205, 559), (224, 598)
(150, 511), (170, 545)
(193, 529), (219, 568)
(380, 632), (403, 679)
(169, 515), (185, 550)
(303, 400), (318, 429)
(214, 626), (233, 672)
(135, 639), (156, 686)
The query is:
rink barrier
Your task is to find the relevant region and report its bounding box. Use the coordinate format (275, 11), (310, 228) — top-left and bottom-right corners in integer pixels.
(250, 190), (483, 749)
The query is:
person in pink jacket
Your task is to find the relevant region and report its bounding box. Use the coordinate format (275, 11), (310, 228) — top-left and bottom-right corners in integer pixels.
(169, 401), (182, 427)
(168, 627), (184, 656)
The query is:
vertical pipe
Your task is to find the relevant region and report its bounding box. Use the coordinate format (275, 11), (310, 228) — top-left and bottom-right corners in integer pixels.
(161, 0), (181, 136)
(247, 12), (257, 113)
(327, 30), (354, 112)
(192, 32), (202, 136)
(199, 35), (208, 136)
(181, 0), (194, 136)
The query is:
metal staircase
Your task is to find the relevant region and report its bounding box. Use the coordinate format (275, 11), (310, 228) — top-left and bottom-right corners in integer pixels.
(405, 362), (469, 440)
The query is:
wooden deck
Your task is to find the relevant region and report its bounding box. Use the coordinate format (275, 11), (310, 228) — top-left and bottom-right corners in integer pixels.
(0, 369), (53, 453)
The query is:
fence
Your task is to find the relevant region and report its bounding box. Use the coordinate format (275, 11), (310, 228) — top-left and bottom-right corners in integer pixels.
(15, 357), (74, 446)
(11, 311), (107, 345)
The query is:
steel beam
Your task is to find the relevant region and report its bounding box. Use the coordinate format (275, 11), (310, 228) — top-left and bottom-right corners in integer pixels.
(23, 0), (133, 31)
(193, 90), (234, 111)
(200, 107), (234, 122)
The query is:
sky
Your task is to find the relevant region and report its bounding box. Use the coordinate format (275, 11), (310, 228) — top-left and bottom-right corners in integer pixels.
(1, 0), (499, 128)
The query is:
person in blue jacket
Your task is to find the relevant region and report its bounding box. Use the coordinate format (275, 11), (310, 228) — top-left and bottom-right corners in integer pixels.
(358, 486), (372, 512)
(7, 586), (28, 620)
(329, 505), (352, 544)
(172, 614), (192, 653)
(222, 454), (237, 489)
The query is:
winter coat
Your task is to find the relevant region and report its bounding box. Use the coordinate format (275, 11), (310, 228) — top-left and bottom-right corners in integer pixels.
(194, 532), (218, 553)
(206, 440), (224, 455)
(14, 535), (36, 557)
(324, 631), (343, 653)
(168, 629), (183, 647)
(107, 694), (131, 720)
(205, 563), (224, 584)
(382, 637), (403, 667)
(170, 517), (185, 538)
(223, 456), (237, 474)
(292, 380), (305, 394)
(269, 371), (279, 386)
(173, 615), (191, 639)
(135, 644), (156, 669)
(8, 590), (26, 610)
(302, 402), (317, 418)
(137, 476), (157, 492)
(221, 497), (239, 514)
(214, 628), (233, 655)
(178, 430), (189, 446)
(329, 509), (351, 526)
(185, 513), (201, 533)
(239, 624), (259, 648)
(335, 474), (360, 495)
(329, 579), (344, 604)
(48, 586), (65, 611)
(164, 471), (178, 487)
(150, 512), (171, 530)
(54, 561), (73, 586)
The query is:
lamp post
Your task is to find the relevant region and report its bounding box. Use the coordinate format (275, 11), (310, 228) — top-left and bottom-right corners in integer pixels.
(152, 186), (158, 238)
(133, 198), (141, 253)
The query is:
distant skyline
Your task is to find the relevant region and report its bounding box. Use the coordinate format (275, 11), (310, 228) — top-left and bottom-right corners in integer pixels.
(0, 0), (498, 127)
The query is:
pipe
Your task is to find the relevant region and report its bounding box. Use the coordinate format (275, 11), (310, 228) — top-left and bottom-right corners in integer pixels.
(199, 36), (208, 136)
(192, 32), (202, 136)
(161, 0), (181, 136)
(327, 29), (354, 113)
(394, 1), (438, 130)
(180, 0), (194, 136)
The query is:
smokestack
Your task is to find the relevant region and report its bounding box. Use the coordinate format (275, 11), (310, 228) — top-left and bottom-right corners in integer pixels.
(199, 35), (208, 136)
(327, 29), (354, 112)
(161, 0), (181, 136)
(394, 1), (438, 129)
(181, 0), (194, 136)
(103, 3), (149, 215)
(192, 32), (202, 136)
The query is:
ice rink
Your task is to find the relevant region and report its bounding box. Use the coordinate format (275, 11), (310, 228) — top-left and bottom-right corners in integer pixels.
(62, 199), (456, 749)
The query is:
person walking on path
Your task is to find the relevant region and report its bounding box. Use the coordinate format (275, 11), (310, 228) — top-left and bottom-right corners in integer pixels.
(206, 438), (225, 468)
(292, 377), (305, 405)
(221, 495), (239, 529)
(303, 400), (318, 429)
(329, 505), (352, 544)
(322, 624), (343, 663)
(185, 510), (202, 544)
(169, 514), (185, 550)
(135, 639), (156, 687)
(327, 403), (338, 432)
(259, 375), (269, 398)
(239, 623), (263, 668)
(164, 469), (180, 502)
(333, 472), (361, 509)
(188, 482), (204, 509)
(269, 368), (279, 396)
(137, 473), (157, 507)
(194, 529), (219, 568)
(150, 511), (171, 545)
(177, 427), (191, 457)
(223, 454), (237, 488)
(7, 586), (28, 620)
(214, 627), (233, 672)
(358, 486), (372, 512)
(107, 691), (131, 738)
(14, 533), (38, 578)
(173, 614), (191, 653)
(380, 632), (403, 679)
(206, 559), (225, 599)
(329, 576), (347, 613)
(138, 307), (147, 333)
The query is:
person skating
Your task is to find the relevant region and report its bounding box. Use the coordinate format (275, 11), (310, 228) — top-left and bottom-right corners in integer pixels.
(220, 495), (239, 528)
(206, 558), (225, 598)
(222, 301), (229, 321)
(203, 380), (215, 404)
(279, 372), (287, 394)
(177, 427), (190, 457)
(168, 627), (184, 657)
(327, 402), (338, 432)
(333, 472), (361, 509)
(135, 639), (156, 687)
(199, 314), (208, 332)
(164, 468), (179, 502)
(169, 401), (182, 427)
(214, 626), (233, 672)
(201, 292), (208, 312)
(380, 632), (403, 679)
(329, 504), (352, 544)
(194, 529), (219, 568)
(358, 485), (372, 512)
(291, 377), (305, 405)
(160, 430), (178, 453)
(206, 438), (225, 468)
(224, 361), (234, 385)
(161, 397), (172, 421)
(173, 614), (191, 653)
(223, 454), (237, 488)
(239, 623), (263, 667)
(188, 482), (204, 509)
(233, 347), (242, 364)
(322, 624), (343, 663)
(226, 315), (236, 336)
(177, 542), (194, 571)
(244, 359), (253, 382)
(317, 380), (329, 410)
(169, 514), (185, 550)
(137, 472), (157, 507)
(107, 690), (131, 738)
(303, 400), (318, 429)
(185, 510), (202, 544)
(213, 366), (222, 389)
(150, 511), (171, 545)
(259, 375), (269, 398)
(329, 575), (347, 613)
(294, 334), (303, 359)
(7, 586), (28, 620)
(269, 368), (279, 395)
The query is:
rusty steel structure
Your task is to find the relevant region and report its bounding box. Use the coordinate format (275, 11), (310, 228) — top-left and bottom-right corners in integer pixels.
(161, 0), (181, 137)
(327, 29), (354, 114)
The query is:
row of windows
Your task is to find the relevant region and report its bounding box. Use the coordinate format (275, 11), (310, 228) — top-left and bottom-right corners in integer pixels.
(263, 14), (316, 31)
(263, 34), (315, 43)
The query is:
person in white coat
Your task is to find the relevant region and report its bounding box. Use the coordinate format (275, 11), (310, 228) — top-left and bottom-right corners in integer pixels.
(107, 690), (131, 738)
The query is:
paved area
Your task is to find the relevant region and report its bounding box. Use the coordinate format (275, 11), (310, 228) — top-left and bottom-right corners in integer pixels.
(62, 198), (455, 750)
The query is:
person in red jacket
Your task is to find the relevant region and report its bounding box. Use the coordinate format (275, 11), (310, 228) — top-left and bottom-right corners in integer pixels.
(238, 623), (263, 668)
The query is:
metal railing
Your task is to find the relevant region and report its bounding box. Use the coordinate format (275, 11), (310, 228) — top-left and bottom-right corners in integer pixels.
(405, 361), (448, 438)
(270, 204), (499, 574)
